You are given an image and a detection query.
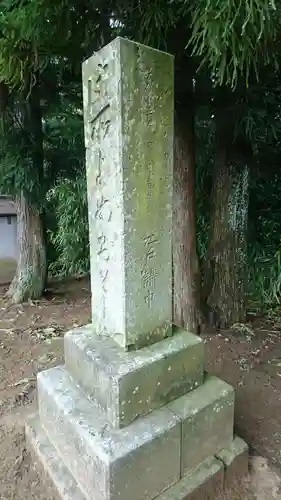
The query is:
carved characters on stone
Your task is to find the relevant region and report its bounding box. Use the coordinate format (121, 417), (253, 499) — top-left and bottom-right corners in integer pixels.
(95, 150), (102, 186)
(96, 196), (112, 307)
(90, 111), (111, 142)
(147, 161), (153, 201)
(141, 234), (159, 308)
(97, 232), (110, 319)
(88, 62), (109, 107)
(95, 196), (112, 222)
(97, 234), (110, 261)
(88, 58), (114, 312)
(88, 61), (111, 146)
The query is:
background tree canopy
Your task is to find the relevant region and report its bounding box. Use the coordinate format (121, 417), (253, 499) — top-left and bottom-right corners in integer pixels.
(0, 0), (281, 331)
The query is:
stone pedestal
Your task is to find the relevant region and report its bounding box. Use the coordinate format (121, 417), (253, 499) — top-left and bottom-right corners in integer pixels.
(26, 37), (248, 500)
(64, 325), (204, 428)
(26, 334), (248, 500)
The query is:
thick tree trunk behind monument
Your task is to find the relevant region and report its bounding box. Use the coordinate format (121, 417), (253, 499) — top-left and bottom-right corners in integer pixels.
(203, 111), (250, 328)
(7, 193), (47, 303)
(7, 76), (47, 303)
(173, 103), (201, 333)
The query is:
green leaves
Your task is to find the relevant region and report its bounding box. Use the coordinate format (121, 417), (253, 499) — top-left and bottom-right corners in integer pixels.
(189, 0), (279, 87)
(48, 176), (89, 276)
(0, 0), (53, 88)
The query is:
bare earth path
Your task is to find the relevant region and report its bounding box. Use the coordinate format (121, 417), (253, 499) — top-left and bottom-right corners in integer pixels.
(0, 277), (281, 499)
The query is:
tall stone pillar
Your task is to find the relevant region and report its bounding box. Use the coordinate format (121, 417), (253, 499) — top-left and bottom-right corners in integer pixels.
(83, 37), (173, 350)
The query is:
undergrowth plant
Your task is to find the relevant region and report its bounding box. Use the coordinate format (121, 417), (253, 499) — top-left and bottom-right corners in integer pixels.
(48, 176), (89, 277)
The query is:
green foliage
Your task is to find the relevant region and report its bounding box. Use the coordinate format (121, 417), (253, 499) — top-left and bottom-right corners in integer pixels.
(0, 106), (42, 202)
(48, 176), (89, 276)
(189, 0), (279, 87)
(247, 166), (281, 308)
(0, 0), (64, 88)
(248, 247), (281, 309)
(120, 0), (183, 48)
(44, 109), (84, 184)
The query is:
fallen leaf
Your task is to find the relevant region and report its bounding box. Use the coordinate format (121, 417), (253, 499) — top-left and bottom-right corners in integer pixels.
(11, 377), (36, 387)
(269, 358), (281, 367)
(231, 323), (255, 337)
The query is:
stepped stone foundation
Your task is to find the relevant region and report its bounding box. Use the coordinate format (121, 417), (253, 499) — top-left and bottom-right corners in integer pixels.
(26, 37), (249, 499)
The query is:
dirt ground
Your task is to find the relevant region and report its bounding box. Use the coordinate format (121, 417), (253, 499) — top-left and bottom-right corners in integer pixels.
(1, 277), (281, 499)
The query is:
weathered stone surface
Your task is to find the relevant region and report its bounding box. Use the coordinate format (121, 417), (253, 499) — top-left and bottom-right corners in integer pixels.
(26, 414), (86, 500)
(82, 37), (174, 350)
(157, 457), (224, 500)
(37, 365), (181, 500)
(168, 375), (234, 476)
(216, 435), (249, 488)
(65, 324), (204, 428)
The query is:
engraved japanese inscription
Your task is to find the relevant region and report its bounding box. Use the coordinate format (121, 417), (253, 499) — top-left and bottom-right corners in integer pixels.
(87, 62), (111, 147)
(141, 234), (159, 308)
(122, 39), (173, 347)
(83, 37), (173, 348)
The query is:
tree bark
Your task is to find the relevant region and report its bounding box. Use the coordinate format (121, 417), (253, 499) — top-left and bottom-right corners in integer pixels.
(203, 110), (251, 328)
(7, 73), (47, 303)
(7, 193), (47, 303)
(173, 100), (201, 333)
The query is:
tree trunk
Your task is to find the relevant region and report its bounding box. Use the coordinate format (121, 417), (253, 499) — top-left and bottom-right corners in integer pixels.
(7, 73), (47, 303)
(7, 192), (47, 303)
(203, 111), (251, 328)
(173, 101), (201, 333)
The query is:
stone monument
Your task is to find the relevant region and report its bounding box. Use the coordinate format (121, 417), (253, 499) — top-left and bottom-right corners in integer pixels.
(26, 37), (249, 500)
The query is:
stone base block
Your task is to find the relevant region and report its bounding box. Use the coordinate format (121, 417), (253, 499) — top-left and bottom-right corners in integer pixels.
(27, 417), (248, 500)
(37, 365), (181, 500)
(168, 375), (235, 476)
(64, 324), (204, 428)
(26, 415), (230, 500)
(216, 436), (249, 489)
(27, 418), (225, 500)
(157, 457), (224, 500)
(27, 363), (245, 500)
(26, 414), (85, 500)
